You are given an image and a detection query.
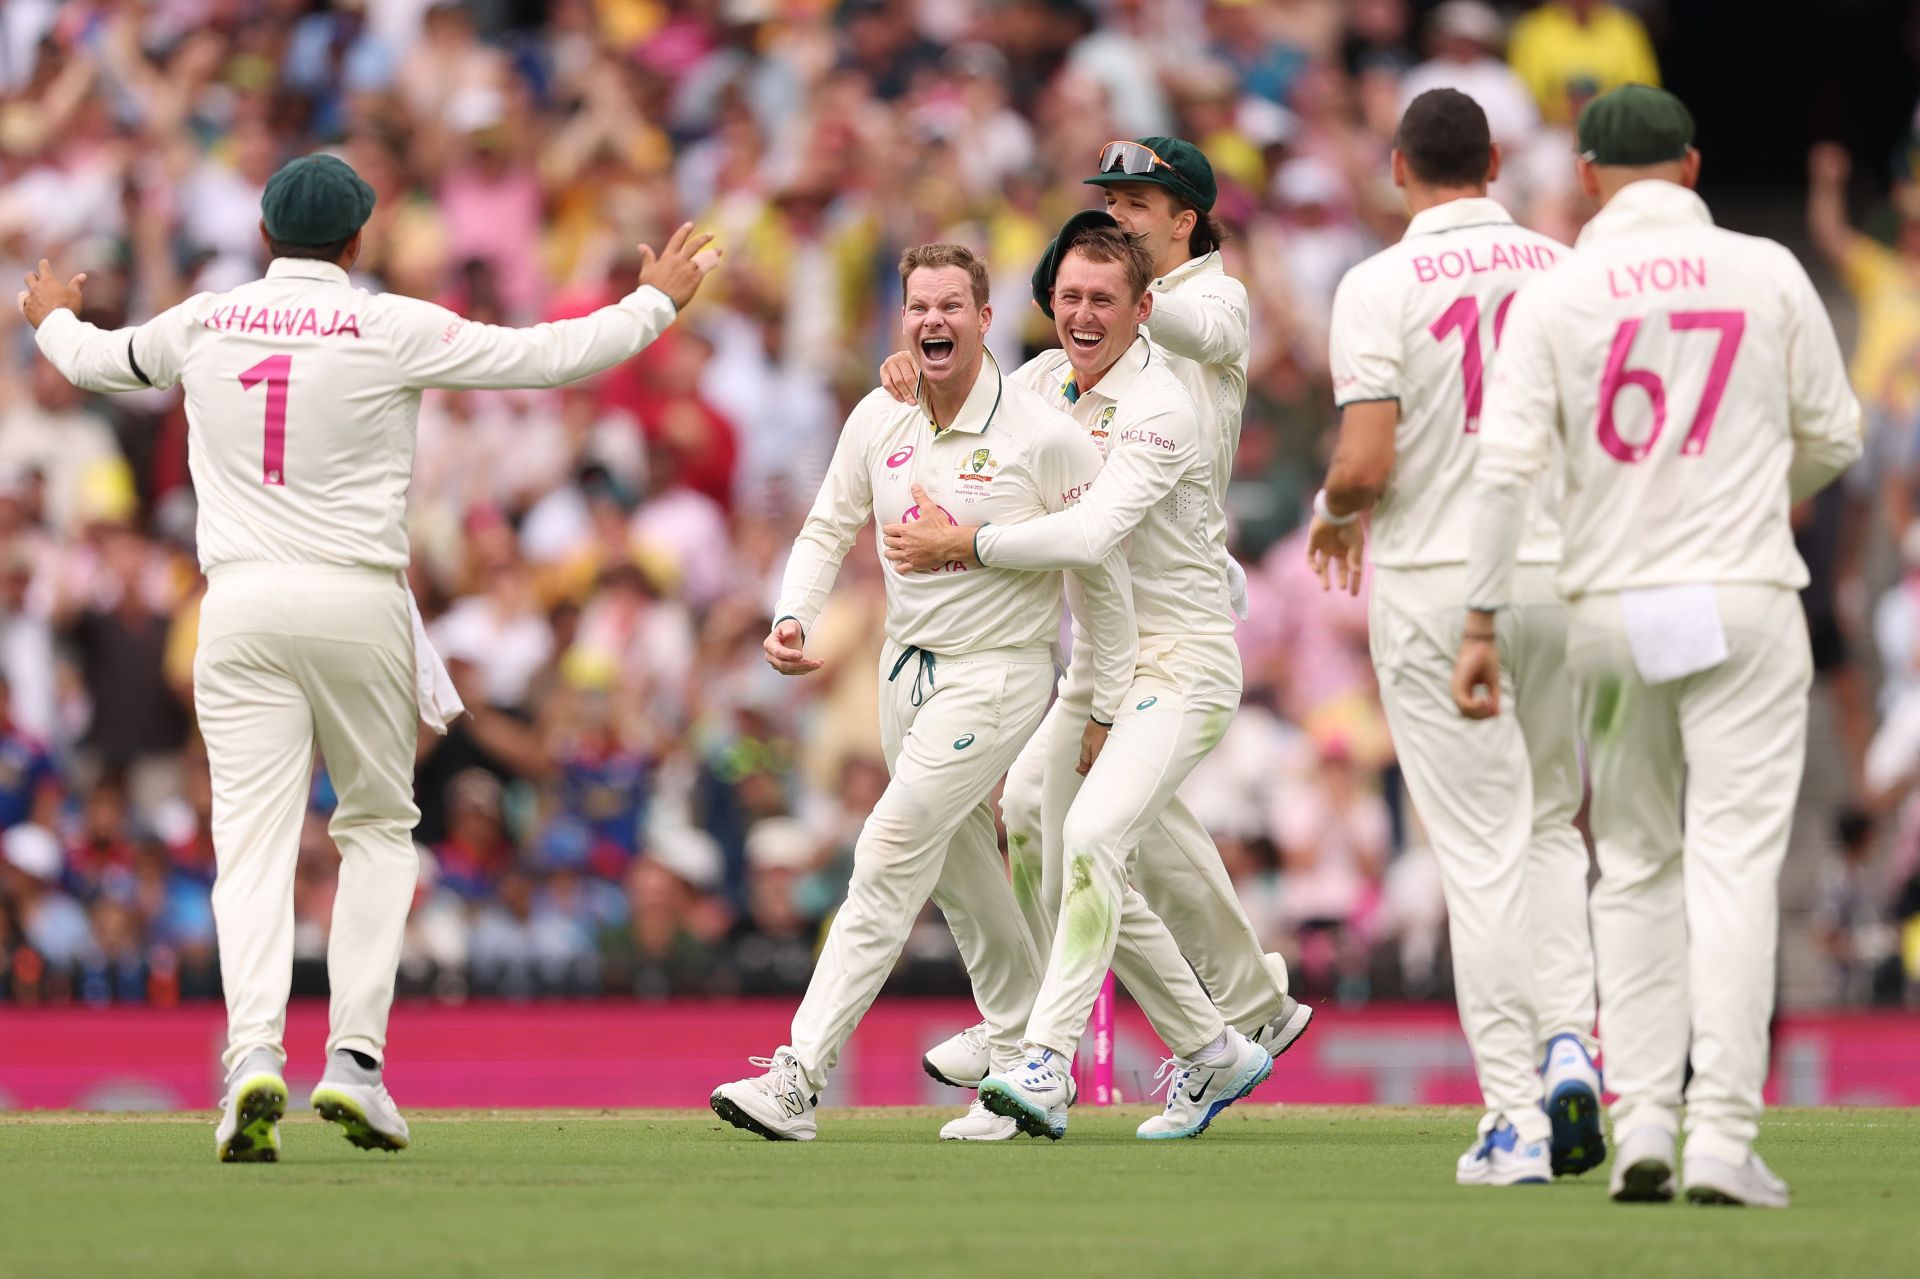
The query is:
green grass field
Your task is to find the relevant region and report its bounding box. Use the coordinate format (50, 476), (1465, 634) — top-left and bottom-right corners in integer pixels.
(2, 1106), (1914, 1278)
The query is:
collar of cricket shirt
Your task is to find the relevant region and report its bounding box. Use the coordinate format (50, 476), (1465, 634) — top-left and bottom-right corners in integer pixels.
(1403, 195), (1516, 240)
(917, 348), (1004, 436)
(1073, 333), (1154, 404)
(1152, 249), (1222, 293)
(1576, 179), (1714, 249)
(266, 258), (352, 285)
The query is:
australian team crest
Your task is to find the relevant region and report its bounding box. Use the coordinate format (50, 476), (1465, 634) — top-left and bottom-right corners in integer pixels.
(1095, 405), (1116, 436)
(970, 448), (990, 473)
(959, 448), (999, 485)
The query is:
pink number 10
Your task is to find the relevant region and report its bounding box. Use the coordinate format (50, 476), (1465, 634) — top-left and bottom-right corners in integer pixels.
(1429, 292), (1516, 433)
(1596, 310), (1745, 463)
(239, 354), (292, 486)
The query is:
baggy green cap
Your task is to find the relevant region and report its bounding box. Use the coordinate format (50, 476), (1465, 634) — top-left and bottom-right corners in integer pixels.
(261, 154), (376, 247)
(1031, 209), (1120, 319)
(1084, 136), (1217, 212)
(1576, 84), (1694, 167)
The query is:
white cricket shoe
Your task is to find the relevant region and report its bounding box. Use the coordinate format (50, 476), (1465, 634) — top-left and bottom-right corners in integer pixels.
(1136, 1029), (1273, 1140)
(923, 1022), (991, 1090)
(939, 1097), (1021, 1141)
(1684, 1149), (1789, 1208)
(1252, 995), (1315, 1059)
(1541, 1033), (1606, 1176)
(215, 1055), (288, 1163)
(710, 1048), (818, 1142)
(1609, 1126), (1677, 1203)
(311, 1054), (411, 1153)
(978, 1049), (1071, 1140)
(1455, 1116), (1552, 1186)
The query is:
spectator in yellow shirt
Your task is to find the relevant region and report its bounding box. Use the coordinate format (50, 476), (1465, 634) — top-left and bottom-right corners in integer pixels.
(1508, 1), (1660, 126)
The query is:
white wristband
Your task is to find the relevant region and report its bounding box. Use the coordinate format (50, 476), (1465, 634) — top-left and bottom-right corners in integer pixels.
(1313, 488), (1360, 527)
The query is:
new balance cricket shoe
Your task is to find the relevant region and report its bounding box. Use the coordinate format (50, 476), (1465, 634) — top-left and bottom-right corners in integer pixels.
(1541, 1032), (1606, 1176)
(1252, 994), (1315, 1059)
(1136, 1029), (1273, 1140)
(1683, 1149), (1790, 1208)
(1455, 1117), (1552, 1186)
(310, 1051), (410, 1153)
(215, 1052), (287, 1163)
(939, 1097), (1022, 1142)
(1609, 1126), (1677, 1203)
(710, 1048), (817, 1142)
(923, 1021), (991, 1090)
(978, 1050), (1071, 1140)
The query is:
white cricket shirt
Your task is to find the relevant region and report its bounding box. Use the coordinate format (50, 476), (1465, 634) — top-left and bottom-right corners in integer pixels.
(1144, 250), (1250, 522)
(1472, 180), (1863, 603)
(1329, 196), (1565, 568)
(774, 355), (1136, 721)
(35, 259), (678, 572)
(983, 336), (1234, 639)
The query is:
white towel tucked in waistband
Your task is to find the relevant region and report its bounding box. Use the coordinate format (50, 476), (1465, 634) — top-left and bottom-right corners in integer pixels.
(405, 586), (466, 733)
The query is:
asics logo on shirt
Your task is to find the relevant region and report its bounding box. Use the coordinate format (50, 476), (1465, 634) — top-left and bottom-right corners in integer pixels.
(953, 734), (976, 750)
(886, 447), (915, 468)
(1136, 696), (1158, 710)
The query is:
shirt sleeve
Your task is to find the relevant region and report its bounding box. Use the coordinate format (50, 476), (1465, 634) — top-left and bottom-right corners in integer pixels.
(1328, 266), (1403, 406)
(772, 398), (877, 633)
(382, 287), (677, 391)
(33, 296), (208, 393)
(1147, 272), (1249, 368)
(1036, 416), (1136, 724)
(976, 394), (1198, 570)
(1466, 282), (1559, 608)
(1779, 249), (1865, 501)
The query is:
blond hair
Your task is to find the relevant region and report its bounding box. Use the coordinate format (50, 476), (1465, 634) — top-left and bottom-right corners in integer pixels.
(898, 242), (990, 307)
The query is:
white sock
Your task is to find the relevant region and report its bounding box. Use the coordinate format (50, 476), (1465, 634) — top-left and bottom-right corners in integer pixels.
(1191, 1029), (1234, 1066)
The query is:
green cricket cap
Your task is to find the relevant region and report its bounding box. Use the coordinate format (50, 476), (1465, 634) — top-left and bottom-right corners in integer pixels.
(1084, 136), (1217, 213)
(1576, 84), (1694, 167)
(1031, 209), (1119, 319)
(261, 154), (376, 247)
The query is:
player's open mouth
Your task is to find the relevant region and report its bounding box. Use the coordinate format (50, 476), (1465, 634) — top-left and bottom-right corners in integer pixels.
(1069, 329), (1103, 351)
(920, 336), (955, 365)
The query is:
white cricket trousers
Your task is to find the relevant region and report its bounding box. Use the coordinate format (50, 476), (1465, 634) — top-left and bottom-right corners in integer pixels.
(196, 564), (421, 1076)
(788, 639), (1054, 1094)
(1565, 584), (1811, 1163)
(1023, 635), (1239, 1062)
(1370, 563), (1596, 1141)
(1001, 665), (1284, 1042)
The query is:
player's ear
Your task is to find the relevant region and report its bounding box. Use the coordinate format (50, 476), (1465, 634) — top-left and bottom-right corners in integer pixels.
(341, 229), (364, 271)
(1575, 156), (1601, 202)
(258, 218), (272, 253)
(1484, 142), (1502, 187)
(979, 301), (992, 335)
(1680, 147), (1703, 190)
(1389, 149), (1408, 192)
(1136, 289), (1153, 325)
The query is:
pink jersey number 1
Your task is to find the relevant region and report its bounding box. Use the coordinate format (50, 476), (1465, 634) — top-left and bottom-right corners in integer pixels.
(1428, 292), (1517, 434)
(1596, 310), (1746, 464)
(238, 354), (293, 486)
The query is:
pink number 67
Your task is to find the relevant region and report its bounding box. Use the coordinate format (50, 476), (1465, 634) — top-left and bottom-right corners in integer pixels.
(1596, 310), (1745, 463)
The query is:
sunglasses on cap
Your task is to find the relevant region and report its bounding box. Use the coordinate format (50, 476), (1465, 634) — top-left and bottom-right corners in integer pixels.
(1098, 140), (1172, 177)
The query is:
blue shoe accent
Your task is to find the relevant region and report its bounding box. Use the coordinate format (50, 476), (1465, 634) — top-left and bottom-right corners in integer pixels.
(1136, 1047), (1273, 1141)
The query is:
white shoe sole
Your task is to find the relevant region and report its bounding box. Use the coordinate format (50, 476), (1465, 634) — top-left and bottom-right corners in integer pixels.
(1264, 1001), (1315, 1057)
(921, 1053), (985, 1091)
(709, 1091), (816, 1142)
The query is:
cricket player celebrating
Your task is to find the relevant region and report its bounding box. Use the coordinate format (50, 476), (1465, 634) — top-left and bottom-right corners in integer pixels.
(708, 244), (1136, 1142)
(1310, 88), (1602, 1187)
(884, 141), (1309, 1128)
(18, 155), (721, 1162)
(885, 226), (1271, 1141)
(1453, 86), (1861, 1207)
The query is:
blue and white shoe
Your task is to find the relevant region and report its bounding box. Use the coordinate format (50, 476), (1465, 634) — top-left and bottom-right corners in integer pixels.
(1136, 1029), (1273, 1140)
(978, 1049), (1071, 1140)
(1456, 1117), (1552, 1186)
(1541, 1032), (1606, 1176)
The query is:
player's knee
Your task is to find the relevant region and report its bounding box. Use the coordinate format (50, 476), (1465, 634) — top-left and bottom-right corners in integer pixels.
(1059, 810), (1114, 870)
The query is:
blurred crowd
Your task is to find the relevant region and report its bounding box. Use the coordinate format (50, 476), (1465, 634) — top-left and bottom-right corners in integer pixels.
(0, 0), (1914, 1013)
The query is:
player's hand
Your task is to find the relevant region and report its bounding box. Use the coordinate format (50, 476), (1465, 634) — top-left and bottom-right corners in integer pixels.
(638, 223), (723, 312)
(1078, 718), (1109, 776)
(1808, 142), (1851, 188)
(882, 483), (976, 572)
(17, 259), (87, 329)
(1450, 633), (1502, 719)
(879, 350), (918, 404)
(764, 617), (822, 676)
(1306, 515), (1366, 596)
(1225, 555), (1251, 621)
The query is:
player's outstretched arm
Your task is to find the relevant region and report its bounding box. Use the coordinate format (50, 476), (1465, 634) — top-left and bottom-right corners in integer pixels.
(25, 259), (202, 394)
(1145, 275), (1248, 367)
(390, 224), (721, 392)
(766, 397), (882, 671)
